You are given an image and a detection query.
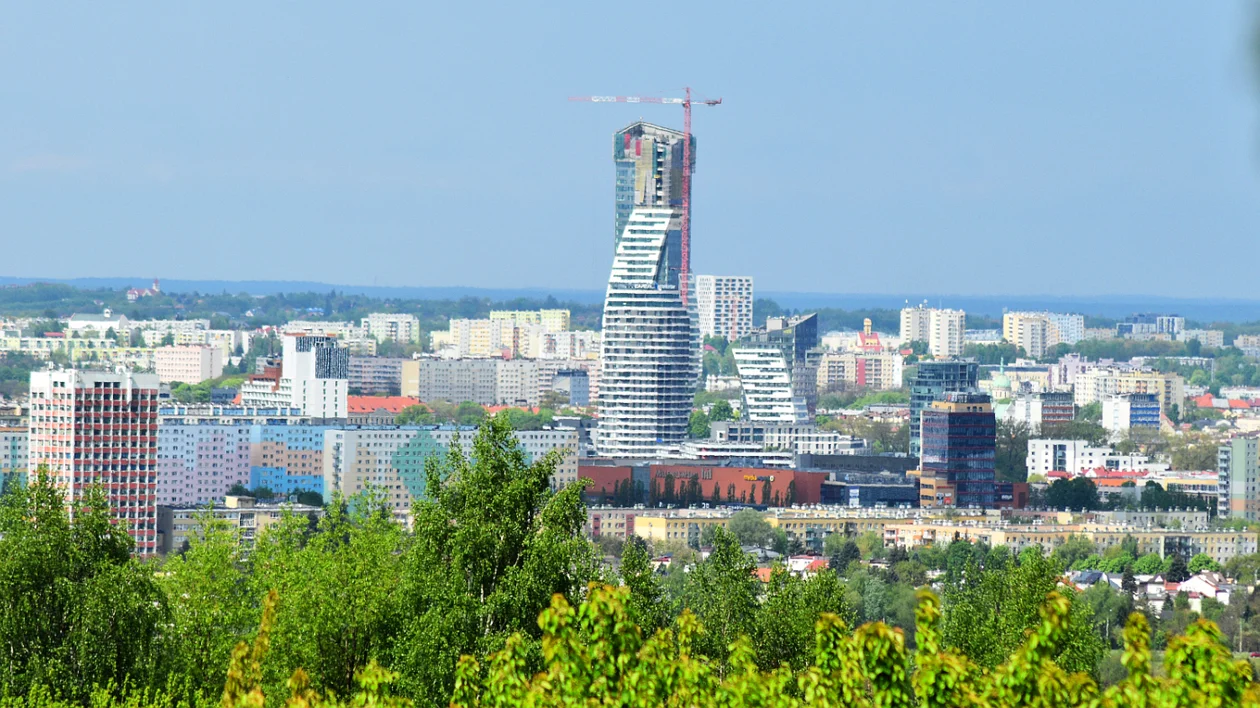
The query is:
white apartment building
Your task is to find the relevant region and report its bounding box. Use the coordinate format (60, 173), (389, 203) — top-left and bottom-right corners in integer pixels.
(695, 275), (754, 341)
(733, 347), (807, 423)
(1026, 439), (1166, 476)
(348, 356), (405, 395)
(596, 207), (699, 457)
(1179, 329), (1224, 349)
(520, 329), (600, 360)
(900, 305), (965, 358)
(361, 313), (421, 344)
(132, 318), (212, 337)
(241, 335), (348, 419)
(28, 370), (161, 554)
(154, 345), (224, 384)
(816, 352), (904, 392)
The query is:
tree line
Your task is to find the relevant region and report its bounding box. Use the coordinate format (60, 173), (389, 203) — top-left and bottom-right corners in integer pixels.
(1, 416), (1257, 706)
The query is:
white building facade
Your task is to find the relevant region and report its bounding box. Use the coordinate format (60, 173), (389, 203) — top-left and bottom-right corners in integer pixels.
(695, 275), (754, 341)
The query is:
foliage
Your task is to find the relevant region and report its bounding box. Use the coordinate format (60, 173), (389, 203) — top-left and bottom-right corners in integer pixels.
(0, 470), (169, 702)
(1041, 419), (1108, 446)
(727, 508), (775, 548)
(995, 419), (1030, 482)
(1045, 477), (1101, 511)
(709, 399), (735, 422)
(395, 405), (435, 425)
(1190, 552), (1222, 574)
(688, 410), (711, 439)
(965, 342), (1024, 366)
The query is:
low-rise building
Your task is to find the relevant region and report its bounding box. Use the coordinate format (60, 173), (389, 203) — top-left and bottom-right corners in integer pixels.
(1026, 439), (1162, 476)
(157, 495), (324, 554)
(154, 345), (224, 384)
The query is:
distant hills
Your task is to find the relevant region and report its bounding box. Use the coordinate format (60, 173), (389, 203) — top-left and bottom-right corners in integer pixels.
(1, 276), (1257, 323)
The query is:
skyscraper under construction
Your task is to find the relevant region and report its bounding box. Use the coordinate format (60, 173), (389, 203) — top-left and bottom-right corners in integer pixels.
(597, 122), (700, 457)
(612, 122), (695, 251)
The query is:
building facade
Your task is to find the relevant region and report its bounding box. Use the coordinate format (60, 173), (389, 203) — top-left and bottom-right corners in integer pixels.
(1074, 368), (1185, 415)
(154, 345), (224, 384)
(999, 391), (1075, 432)
(0, 427), (27, 490)
(695, 275), (754, 341)
(596, 207), (699, 457)
(29, 370), (160, 554)
(612, 121), (691, 251)
(918, 393), (996, 508)
(909, 360), (979, 456)
(361, 313), (421, 344)
(733, 347), (807, 423)
(1101, 393), (1161, 434)
(816, 352), (905, 392)
(900, 305), (966, 359)
(157, 495), (323, 554)
(1218, 437), (1259, 521)
(1026, 439), (1160, 476)
(348, 356), (405, 395)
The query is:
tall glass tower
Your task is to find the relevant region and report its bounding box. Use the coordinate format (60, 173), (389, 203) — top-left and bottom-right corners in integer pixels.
(612, 122), (695, 252)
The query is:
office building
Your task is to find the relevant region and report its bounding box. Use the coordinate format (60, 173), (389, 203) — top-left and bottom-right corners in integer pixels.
(909, 360), (979, 456)
(29, 370), (160, 554)
(919, 392), (996, 508)
(1101, 393), (1161, 434)
(348, 356), (405, 395)
(900, 305), (966, 359)
(612, 121), (691, 250)
(154, 345), (224, 385)
(596, 207), (699, 457)
(733, 347), (807, 423)
(1218, 437), (1259, 521)
(742, 313), (820, 412)
(1116, 314), (1185, 339)
(695, 275), (754, 340)
(361, 313), (421, 345)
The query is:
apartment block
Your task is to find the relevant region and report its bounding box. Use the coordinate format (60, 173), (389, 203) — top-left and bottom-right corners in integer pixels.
(816, 352), (904, 392)
(323, 426), (579, 518)
(695, 275), (754, 341)
(154, 345), (224, 384)
(1073, 368), (1184, 415)
(733, 347), (807, 423)
(29, 370), (160, 554)
(1101, 393), (1161, 434)
(241, 334), (348, 419)
(361, 313), (421, 344)
(490, 309), (571, 332)
(158, 495), (323, 554)
(348, 356), (405, 395)
(999, 391), (1075, 432)
(1179, 329), (1224, 349)
(0, 427), (27, 489)
(1218, 437), (1259, 521)
(1026, 439), (1160, 476)
(900, 305), (965, 359)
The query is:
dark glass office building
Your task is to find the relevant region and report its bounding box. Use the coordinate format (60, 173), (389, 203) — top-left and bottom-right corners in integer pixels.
(919, 392), (996, 508)
(909, 360), (979, 456)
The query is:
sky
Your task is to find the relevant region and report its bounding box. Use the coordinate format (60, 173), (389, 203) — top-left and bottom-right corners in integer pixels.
(1, 4), (1258, 298)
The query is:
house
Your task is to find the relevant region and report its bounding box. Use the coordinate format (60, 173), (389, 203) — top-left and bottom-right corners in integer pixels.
(1176, 571), (1233, 611)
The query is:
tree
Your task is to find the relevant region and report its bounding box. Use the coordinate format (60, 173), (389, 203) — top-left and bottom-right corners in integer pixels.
(995, 419), (1031, 482)
(0, 469), (169, 701)
(1078, 401), (1102, 423)
(828, 539), (861, 575)
(727, 508), (774, 548)
(1165, 554), (1190, 582)
(539, 389), (569, 410)
(941, 547), (1104, 676)
(620, 537), (668, 635)
(679, 526), (758, 665)
(389, 416), (599, 705)
(1052, 535), (1096, 570)
(709, 399), (734, 422)
(688, 410), (711, 439)
(1041, 419), (1108, 446)
(1134, 552), (1165, 575)
(1045, 477), (1100, 511)
(1189, 552), (1221, 574)
(160, 512), (254, 698)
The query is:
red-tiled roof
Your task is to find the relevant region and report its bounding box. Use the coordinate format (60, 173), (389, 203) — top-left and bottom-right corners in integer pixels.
(754, 567), (774, 583)
(806, 558), (829, 572)
(347, 396), (421, 414)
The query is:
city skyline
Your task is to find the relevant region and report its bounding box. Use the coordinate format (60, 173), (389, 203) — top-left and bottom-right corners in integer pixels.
(1, 5), (1257, 297)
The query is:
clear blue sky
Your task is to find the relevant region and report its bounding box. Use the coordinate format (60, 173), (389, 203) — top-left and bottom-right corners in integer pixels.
(1, 4), (1257, 297)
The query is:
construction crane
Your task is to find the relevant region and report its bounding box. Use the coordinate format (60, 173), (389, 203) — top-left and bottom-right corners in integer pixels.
(568, 88), (721, 306)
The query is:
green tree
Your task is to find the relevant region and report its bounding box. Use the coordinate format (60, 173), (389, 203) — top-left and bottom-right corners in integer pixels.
(995, 418), (1031, 482)
(680, 526), (758, 664)
(1134, 552), (1165, 575)
(727, 508), (774, 548)
(1189, 552), (1221, 574)
(1051, 535), (1096, 570)
(0, 470), (169, 701)
(250, 488), (406, 698)
(709, 399), (735, 422)
(1078, 401), (1102, 423)
(1045, 477), (1100, 510)
(688, 409), (711, 439)
(389, 415), (599, 705)
(620, 536), (668, 635)
(159, 512), (254, 699)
